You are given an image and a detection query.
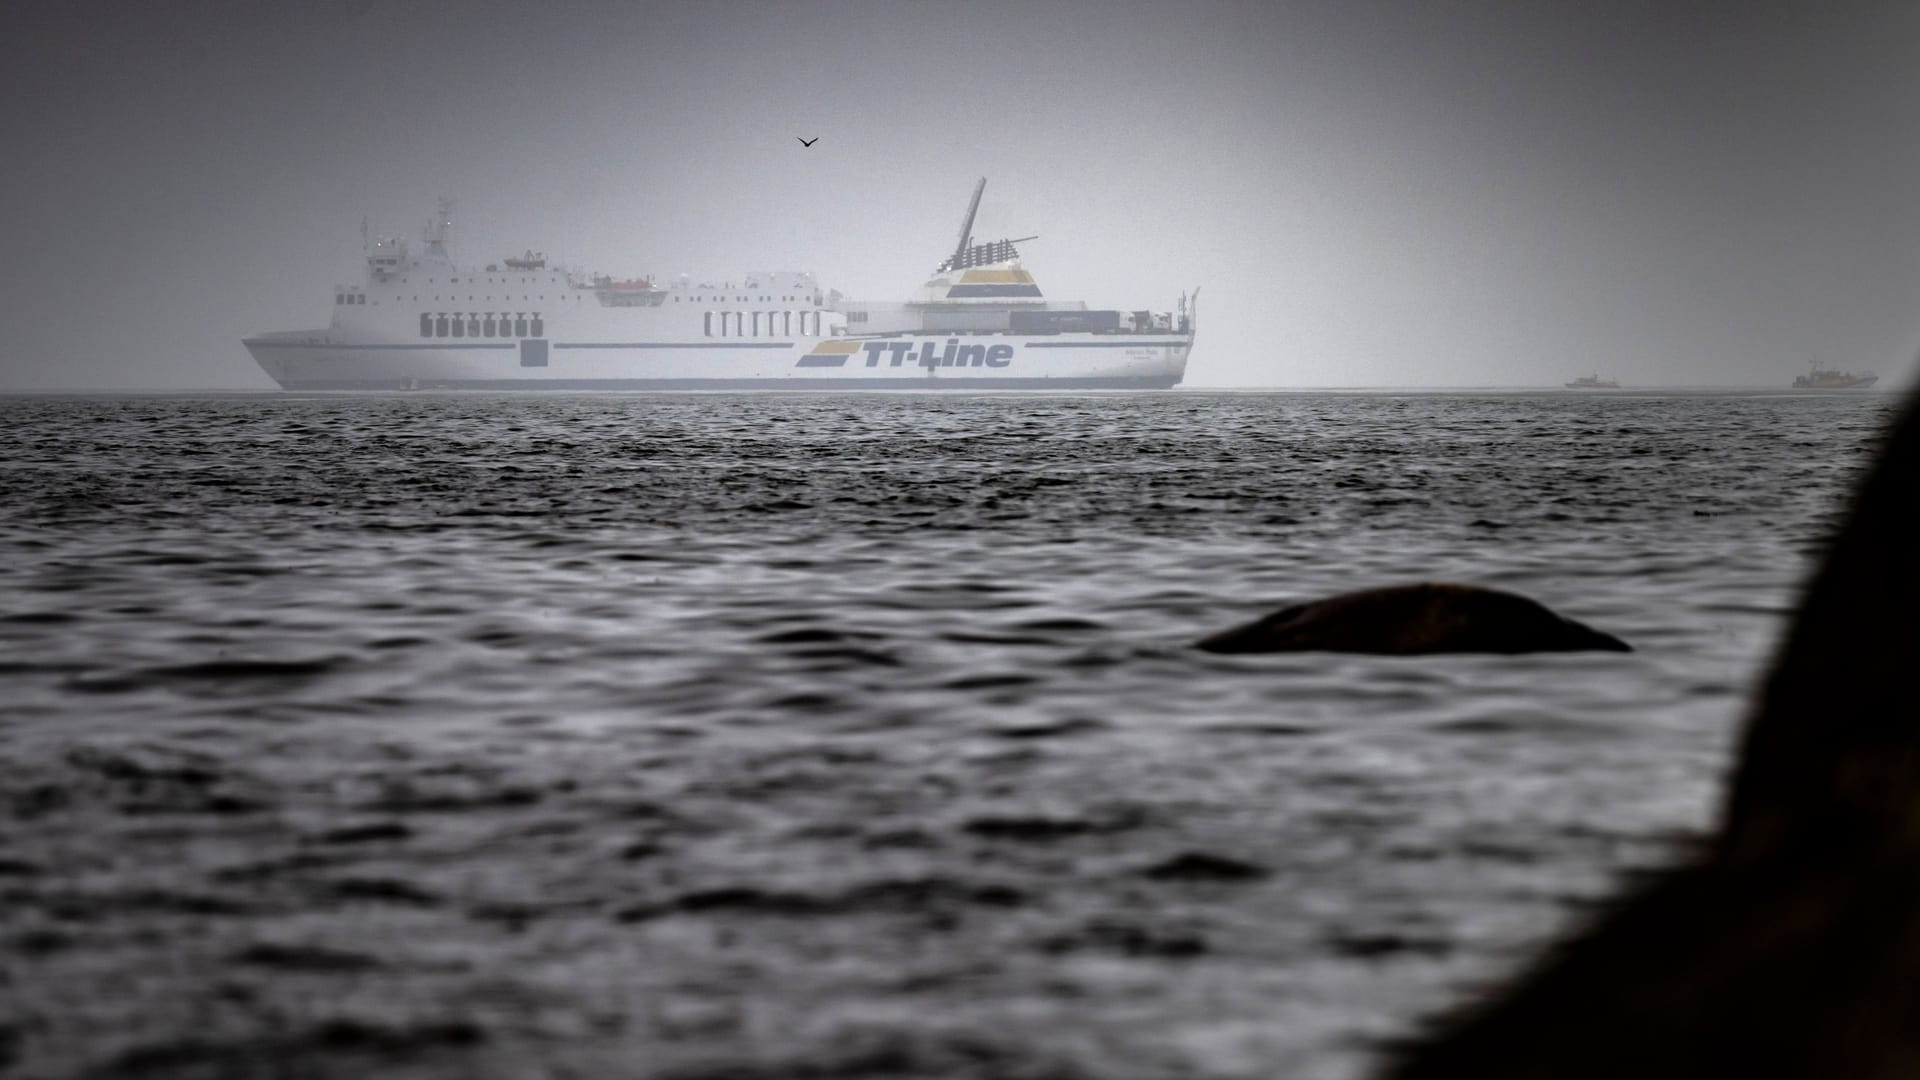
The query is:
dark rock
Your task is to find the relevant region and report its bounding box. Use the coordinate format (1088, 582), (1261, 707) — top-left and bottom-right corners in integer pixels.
(1199, 582), (1630, 655)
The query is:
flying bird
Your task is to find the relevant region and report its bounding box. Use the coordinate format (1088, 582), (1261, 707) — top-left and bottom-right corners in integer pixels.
(798, 137), (818, 147)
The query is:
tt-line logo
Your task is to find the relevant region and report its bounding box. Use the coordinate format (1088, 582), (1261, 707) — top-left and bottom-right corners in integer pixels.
(796, 338), (1015, 369)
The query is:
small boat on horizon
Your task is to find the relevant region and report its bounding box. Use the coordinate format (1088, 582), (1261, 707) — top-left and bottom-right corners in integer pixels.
(1565, 373), (1620, 389)
(1792, 361), (1877, 389)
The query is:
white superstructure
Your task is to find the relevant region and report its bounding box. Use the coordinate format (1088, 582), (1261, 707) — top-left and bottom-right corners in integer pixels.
(245, 183), (1194, 390)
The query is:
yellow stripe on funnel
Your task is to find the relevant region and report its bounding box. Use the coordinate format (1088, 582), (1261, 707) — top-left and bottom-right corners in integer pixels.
(958, 269), (1034, 284)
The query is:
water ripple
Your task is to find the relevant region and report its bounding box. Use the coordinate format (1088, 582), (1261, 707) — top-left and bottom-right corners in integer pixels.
(0, 389), (1891, 1079)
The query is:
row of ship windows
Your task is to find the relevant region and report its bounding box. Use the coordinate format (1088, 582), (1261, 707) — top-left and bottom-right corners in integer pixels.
(344, 294), (578, 304)
(409, 277), (563, 285)
(411, 295), (570, 303)
(704, 311), (820, 337)
(405, 277), (815, 304)
(421, 313), (544, 338)
(672, 292), (814, 299)
(351, 291), (822, 306)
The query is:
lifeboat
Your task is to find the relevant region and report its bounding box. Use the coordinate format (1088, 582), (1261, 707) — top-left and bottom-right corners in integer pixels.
(504, 251), (546, 270)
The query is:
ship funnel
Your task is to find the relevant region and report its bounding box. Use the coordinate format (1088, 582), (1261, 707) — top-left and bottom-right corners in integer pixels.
(935, 177), (1039, 272)
(948, 177), (986, 271)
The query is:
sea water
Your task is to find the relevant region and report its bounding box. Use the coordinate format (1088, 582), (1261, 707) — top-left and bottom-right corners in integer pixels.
(0, 390), (1894, 1078)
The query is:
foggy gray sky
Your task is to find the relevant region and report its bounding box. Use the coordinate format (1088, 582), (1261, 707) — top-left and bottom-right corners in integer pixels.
(3, 0), (1918, 390)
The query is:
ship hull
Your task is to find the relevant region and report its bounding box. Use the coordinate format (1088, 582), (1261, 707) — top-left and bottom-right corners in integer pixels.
(245, 331), (1191, 390)
(1793, 377), (1878, 389)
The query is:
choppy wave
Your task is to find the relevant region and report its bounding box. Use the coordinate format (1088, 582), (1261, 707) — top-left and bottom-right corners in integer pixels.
(0, 390), (1893, 1078)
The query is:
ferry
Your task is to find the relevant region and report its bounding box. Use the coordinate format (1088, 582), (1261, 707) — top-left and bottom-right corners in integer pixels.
(1564, 374), (1620, 389)
(243, 182), (1194, 390)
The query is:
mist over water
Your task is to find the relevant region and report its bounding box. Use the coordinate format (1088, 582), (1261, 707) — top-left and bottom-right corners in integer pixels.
(0, 389), (1891, 1078)
(5, 1), (1920, 391)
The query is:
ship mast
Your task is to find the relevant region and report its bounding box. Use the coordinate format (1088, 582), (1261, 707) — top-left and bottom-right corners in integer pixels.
(425, 197), (454, 259)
